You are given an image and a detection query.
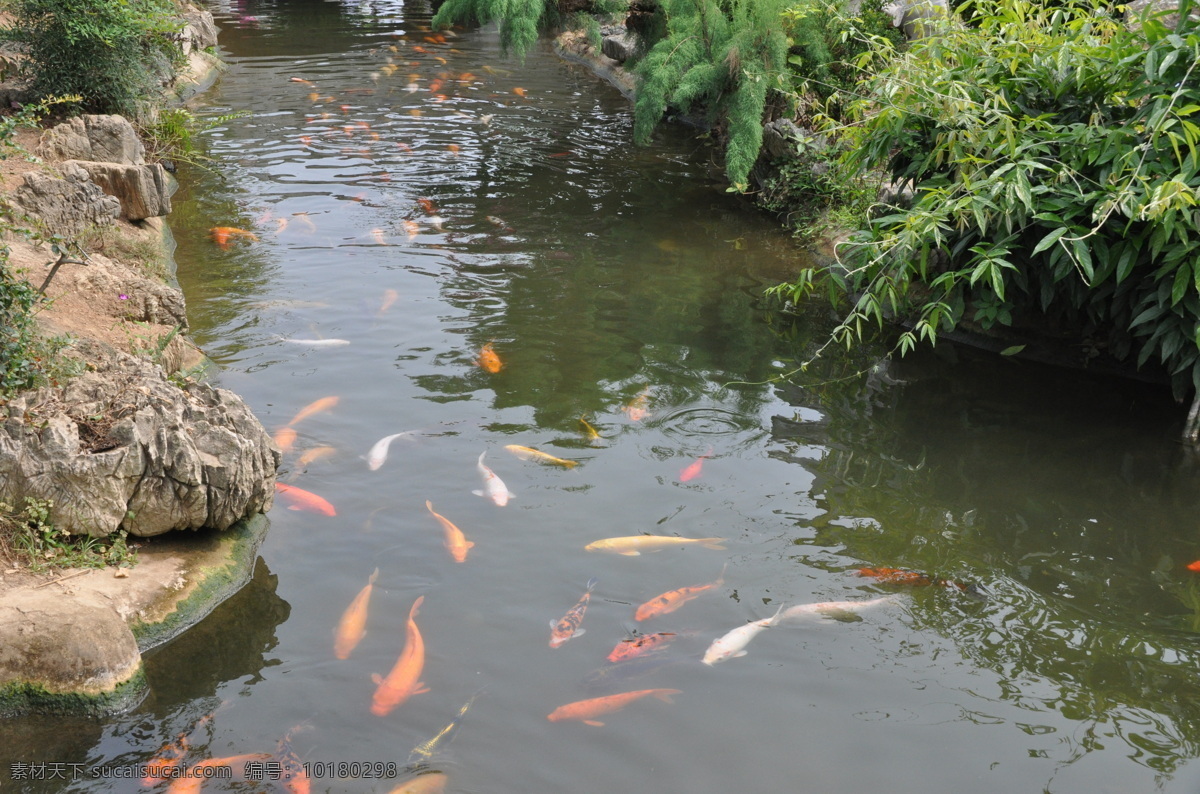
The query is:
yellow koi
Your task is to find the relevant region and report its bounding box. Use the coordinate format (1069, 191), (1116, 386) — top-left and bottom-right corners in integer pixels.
(504, 444), (578, 469)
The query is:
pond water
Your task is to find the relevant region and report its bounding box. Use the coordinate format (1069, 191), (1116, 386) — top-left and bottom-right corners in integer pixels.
(6, 1), (1200, 791)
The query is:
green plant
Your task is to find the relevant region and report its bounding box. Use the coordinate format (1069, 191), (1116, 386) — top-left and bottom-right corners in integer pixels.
(139, 108), (248, 170)
(433, 0), (627, 58)
(0, 0), (184, 117)
(118, 320), (181, 365)
(0, 498), (136, 571)
(75, 223), (169, 280)
(774, 0), (1200, 398)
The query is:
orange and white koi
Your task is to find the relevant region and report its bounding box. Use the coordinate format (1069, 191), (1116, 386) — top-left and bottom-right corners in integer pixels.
(426, 500), (474, 563)
(549, 577), (597, 648)
(389, 773), (448, 794)
(166, 754), (273, 794)
(634, 564), (725, 621)
(584, 535), (726, 556)
(446, 143), (459, 155)
(371, 595), (430, 715)
(607, 631), (678, 663)
(287, 396), (339, 427)
(417, 197), (437, 214)
(276, 724), (310, 794)
(701, 605), (784, 665)
(547, 689), (681, 726)
(679, 447), (714, 482)
(622, 388), (650, 421)
(476, 342), (502, 373)
(504, 444), (577, 469)
(473, 451), (514, 506)
(275, 482), (337, 516)
(334, 568), (379, 660)
(365, 431), (416, 471)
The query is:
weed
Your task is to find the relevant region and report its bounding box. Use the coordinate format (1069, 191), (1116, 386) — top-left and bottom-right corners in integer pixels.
(0, 498), (137, 572)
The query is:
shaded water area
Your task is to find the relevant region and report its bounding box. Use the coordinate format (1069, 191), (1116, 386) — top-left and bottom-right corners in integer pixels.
(6, 0), (1200, 791)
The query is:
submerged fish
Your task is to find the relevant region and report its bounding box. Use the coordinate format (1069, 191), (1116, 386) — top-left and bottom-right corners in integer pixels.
(578, 415), (602, 442)
(1189, 560), (1200, 572)
(407, 691), (481, 769)
(679, 447), (714, 482)
(379, 288), (400, 314)
(334, 568), (379, 660)
(776, 596), (897, 624)
(296, 446), (337, 467)
(288, 395), (340, 427)
(635, 564), (726, 621)
(426, 500), (474, 563)
(142, 730), (190, 786)
(275, 724), (311, 794)
(371, 596), (430, 716)
(275, 482), (337, 516)
(477, 343), (502, 373)
(389, 773), (448, 794)
(472, 451), (515, 506)
(701, 605), (785, 665)
(550, 577), (598, 648)
(584, 535), (726, 556)
(622, 388), (650, 422)
(607, 631), (678, 664)
(547, 689), (680, 726)
(273, 426), (298, 453)
(365, 431), (416, 471)
(279, 337), (351, 348)
(581, 654), (693, 695)
(167, 754), (273, 794)
(210, 227), (259, 248)
(504, 444), (578, 469)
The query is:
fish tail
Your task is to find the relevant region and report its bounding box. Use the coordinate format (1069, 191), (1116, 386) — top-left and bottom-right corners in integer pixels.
(410, 595), (424, 618)
(585, 577), (599, 592)
(426, 499), (436, 514)
(715, 562), (728, 586)
(654, 689), (682, 703)
(561, 459), (579, 469)
(478, 450), (487, 466)
(368, 567), (380, 586)
(702, 539), (727, 550)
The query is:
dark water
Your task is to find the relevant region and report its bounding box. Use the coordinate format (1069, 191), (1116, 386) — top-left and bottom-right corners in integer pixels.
(5, 0), (1200, 791)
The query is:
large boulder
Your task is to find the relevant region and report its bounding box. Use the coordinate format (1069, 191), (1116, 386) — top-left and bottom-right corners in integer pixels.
(36, 115), (145, 166)
(180, 7), (219, 56)
(67, 160), (172, 221)
(0, 340), (279, 538)
(8, 163), (121, 236)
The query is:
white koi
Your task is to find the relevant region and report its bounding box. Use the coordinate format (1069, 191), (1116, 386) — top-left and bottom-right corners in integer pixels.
(776, 596), (897, 624)
(365, 431), (417, 471)
(279, 337), (351, 347)
(472, 451), (514, 506)
(701, 605), (784, 666)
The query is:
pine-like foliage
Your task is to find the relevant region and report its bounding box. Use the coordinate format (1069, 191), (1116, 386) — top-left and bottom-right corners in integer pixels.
(433, 0), (548, 57)
(632, 0), (790, 190)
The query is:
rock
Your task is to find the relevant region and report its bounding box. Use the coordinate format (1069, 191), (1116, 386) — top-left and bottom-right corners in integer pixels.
(877, 178), (915, 209)
(180, 7), (219, 56)
(8, 163), (121, 236)
(0, 340), (279, 538)
(70, 252), (189, 329)
(37, 115), (145, 166)
(881, 0), (949, 39)
(762, 119), (811, 160)
(66, 160), (172, 221)
(601, 31), (640, 63)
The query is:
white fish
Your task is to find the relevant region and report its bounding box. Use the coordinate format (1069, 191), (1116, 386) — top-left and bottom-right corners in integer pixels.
(701, 605), (784, 666)
(279, 337), (350, 347)
(364, 431), (417, 471)
(472, 451), (514, 506)
(406, 82), (420, 93)
(776, 596), (897, 624)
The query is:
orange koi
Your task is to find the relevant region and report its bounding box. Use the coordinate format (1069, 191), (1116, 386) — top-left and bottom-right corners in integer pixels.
(1189, 560), (1200, 572)
(210, 227), (259, 248)
(287, 395), (339, 427)
(417, 197), (437, 214)
(307, 92), (319, 102)
(340, 104), (352, 112)
(396, 142), (413, 154)
(679, 447), (714, 482)
(369, 131), (381, 141)
(142, 730), (189, 786)
(428, 79), (444, 92)
(550, 577), (597, 648)
(290, 77), (315, 85)
(276, 724), (310, 794)
(413, 45), (429, 53)
(334, 568), (379, 659)
(371, 228), (388, 245)
(607, 631), (677, 663)
(389, 773), (448, 793)
(296, 445), (336, 467)
(275, 482), (337, 516)
(433, 94), (449, 102)
(457, 72), (475, 82)
(274, 217), (289, 234)
(273, 426), (298, 453)
(371, 595), (430, 715)
(379, 288), (399, 314)
(166, 754), (273, 794)
(403, 220), (420, 240)
(426, 500), (474, 563)
(447, 143), (460, 155)
(513, 87), (527, 97)
(410, 108), (423, 117)
(434, 56), (448, 65)
(856, 567), (934, 586)
(635, 564), (726, 621)
(547, 689), (680, 726)
(477, 342), (502, 373)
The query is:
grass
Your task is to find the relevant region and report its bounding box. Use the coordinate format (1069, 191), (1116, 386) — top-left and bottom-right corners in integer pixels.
(75, 223), (170, 280)
(0, 497), (138, 572)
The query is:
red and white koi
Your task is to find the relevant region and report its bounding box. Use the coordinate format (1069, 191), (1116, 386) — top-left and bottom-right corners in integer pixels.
(472, 451), (514, 506)
(549, 577), (598, 648)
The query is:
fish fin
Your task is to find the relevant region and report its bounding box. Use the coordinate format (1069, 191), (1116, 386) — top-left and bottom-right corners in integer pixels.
(572, 629), (586, 638)
(733, 650), (747, 657)
(618, 551), (641, 556)
(414, 683), (431, 695)
(465, 540), (475, 549)
(506, 490), (516, 499)
(471, 490), (484, 497)
(584, 720), (604, 727)
(287, 505), (302, 511)
(549, 620), (559, 628)
(371, 674), (383, 685)
(653, 690), (682, 703)
(368, 568), (379, 585)
(702, 539), (727, 550)
(562, 460), (579, 468)
(585, 577), (599, 591)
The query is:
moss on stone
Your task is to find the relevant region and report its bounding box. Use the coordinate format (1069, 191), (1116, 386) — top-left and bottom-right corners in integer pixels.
(0, 665), (147, 718)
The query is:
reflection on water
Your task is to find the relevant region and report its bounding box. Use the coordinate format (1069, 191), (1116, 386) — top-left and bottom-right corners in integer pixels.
(6, 0), (1200, 790)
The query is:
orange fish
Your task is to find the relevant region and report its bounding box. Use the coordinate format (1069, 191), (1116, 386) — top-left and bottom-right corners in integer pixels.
(410, 109), (423, 117)
(457, 72), (475, 82)
(607, 631), (678, 663)
(210, 227), (259, 248)
(549, 577), (597, 648)
(390, 772), (448, 793)
(513, 87), (527, 97)
(417, 197), (437, 214)
(396, 142), (413, 154)
(547, 689), (681, 726)
(141, 730), (189, 786)
(413, 45), (429, 53)
(1188, 560), (1200, 572)
(276, 724), (310, 794)
(296, 445), (337, 467)
(379, 288), (399, 314)
(290, 77), (315, 85)
(679, 447), (714, 482)
(477, 342), (502, 373)
(426, 500), (474, 563)
(288, 395), (340, 427)
(403, 220), (420, 240)
(623, 388), (650, 421)
(275, 482), (337, 516)
(307, 92), (319, 102)
(273, 426), (298, 453)
(274, 217), (289, 234)
(434, 56), (448, 65)
(429, 79), (444, 92)
(334, 568), (379, 659)
(635, 564), (725, 621)
(856, 567), (934, 586)
(371, 595), (430, 715)
(447, 144), (460, 155)
(166, 754), (273, 794)
(371, 228), (388, 245)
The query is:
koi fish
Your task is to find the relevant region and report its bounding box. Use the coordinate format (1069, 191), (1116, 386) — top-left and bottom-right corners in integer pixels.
(413, 45), (429, 53)
(371, 595), (430, 715)
(273, 426), (298, 453)
(274, 217), (290, 234)
(417, 197), (437, 214)
(365, 431), (415, 471)
(580, 654), (691, 695)
(856, 567), (931, 586)
(293, 212), (317, 232)
(407, 691), (481, 769)
(290, 77), (315, 85)
(299, 135), (313, 146)
(578, 415), (602, 442)
(426, 500), (474, 562)
(513, 87), (527, 97)
(607, 631), (677, 663)
(296, 445), (337, 467)
(584, 535), (727, 556)
(428, 79), (444, 92)
(1189, 560), (1200, 572)
(622, 388), (650, 421)
(679, 447), (714, 482)
(142, 730), (189, 785)
(406, 82), (420, 93)
(389, 773), (448, 794)
(504, 444), (578, 469)
(472, 451), (515, 506)
(288, 395), (340, 427)
(410, 109), (423, 117)
(477, 342), (502, 373)
(776, 596), (897, 624)
(635, 564), (726, 621)
(275, 482), (337, 516)
(403, 220), (420, 239)
(702, 605), (785, 665)
(334, 568), (379, 660)
(210, 227), (259, 248)
(276, 724), (310, 794)
(550, 577), (598, 648)
(371, 228), (388, 245)
(434, 56), (448, 65)
(446, 143), (459, 155)
(379, 288), (399, 314)
(485, 215), (506, 227)
(279, 337), (351, 348)
(547, 688), (681, 726)
(458, 72), (475, 82)
(166, 754), (273, 794)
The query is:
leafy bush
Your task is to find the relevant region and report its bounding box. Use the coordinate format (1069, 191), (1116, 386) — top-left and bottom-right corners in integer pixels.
(1, 0), (183, 117)
(777, 0), (1200, 396)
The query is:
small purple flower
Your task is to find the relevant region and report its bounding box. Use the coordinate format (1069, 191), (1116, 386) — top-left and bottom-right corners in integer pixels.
(118, 294), (128, 300)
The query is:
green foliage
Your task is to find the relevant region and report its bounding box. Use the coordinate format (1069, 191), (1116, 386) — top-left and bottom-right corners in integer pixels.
(1, 0), (183, 117)
(432, 0), (558, 58)
(783, 0), (1200, 397)
(0, 498), (137, 572)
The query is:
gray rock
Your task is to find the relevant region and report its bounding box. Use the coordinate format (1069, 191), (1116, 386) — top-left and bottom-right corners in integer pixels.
(882, 0), (949, 39)
(8, 163), (121, 236)
(0, 341), (279, 538)
(762, 119), (811, 160)
(601, 31), (640, 63)
(180, 7), (219, 56)
(71, 252), (188, 329)
(37, 115), (145, 166)
(67, 160), (172, 221)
